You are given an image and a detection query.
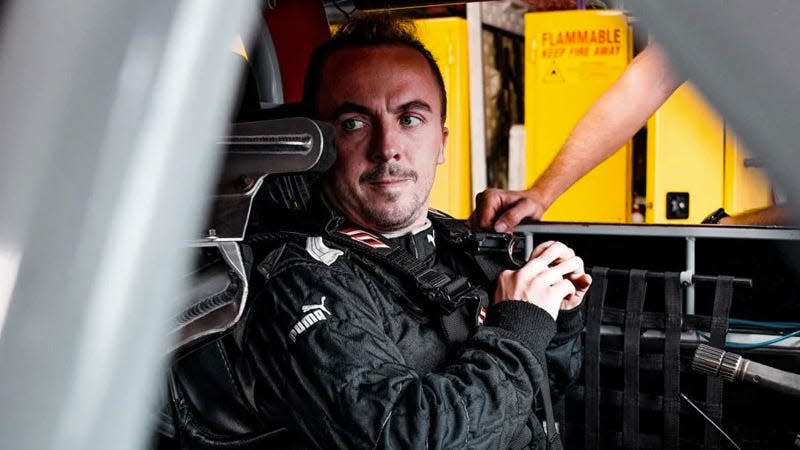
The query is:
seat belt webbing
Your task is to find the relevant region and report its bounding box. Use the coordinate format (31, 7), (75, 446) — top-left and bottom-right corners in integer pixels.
(584, 267), (609, 450)
(703, 276), (734, 450)
(663, 273), (683, 450)
(540, 365), (563, 450)
(623, 270), (647, 450)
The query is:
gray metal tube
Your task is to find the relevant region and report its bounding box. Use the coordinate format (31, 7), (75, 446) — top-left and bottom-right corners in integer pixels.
(693, 344), (800, 397)
(685, 236), (696, 315)
(0, 0), (258, 449)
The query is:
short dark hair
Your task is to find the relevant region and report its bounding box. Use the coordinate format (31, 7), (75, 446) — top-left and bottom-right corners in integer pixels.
(302, 12), (447, 123)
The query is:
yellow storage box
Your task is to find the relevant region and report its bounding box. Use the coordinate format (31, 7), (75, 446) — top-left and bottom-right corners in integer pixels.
(524, 10), (632, 223)
(415, 18), (472, 219)
(646, 83), (773, 223)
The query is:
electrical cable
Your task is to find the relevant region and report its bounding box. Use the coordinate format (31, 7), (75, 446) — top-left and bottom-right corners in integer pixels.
(729, 318), (800, 329)
(691, 317), (800, 349)
(695, 328), (800, 350)
(680, 393), (742, 450)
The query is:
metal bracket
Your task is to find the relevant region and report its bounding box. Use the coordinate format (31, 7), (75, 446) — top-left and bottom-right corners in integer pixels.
(684, 236), (696, 314)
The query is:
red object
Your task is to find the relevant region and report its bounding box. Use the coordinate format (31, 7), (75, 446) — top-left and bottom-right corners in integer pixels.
(339, 228), (391, 249)
(477, 306), (487, 326)
(262, 1), (331, 103)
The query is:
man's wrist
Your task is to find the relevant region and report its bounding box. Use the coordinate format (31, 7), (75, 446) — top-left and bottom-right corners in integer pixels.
(486, 300), (556, 352)
(701, 207), (729, 224)
(526, 185), (553, 210)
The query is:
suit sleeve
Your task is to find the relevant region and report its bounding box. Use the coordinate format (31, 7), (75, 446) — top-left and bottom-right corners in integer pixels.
(240, 257), (557, 449)
(546, 305), (585, 400)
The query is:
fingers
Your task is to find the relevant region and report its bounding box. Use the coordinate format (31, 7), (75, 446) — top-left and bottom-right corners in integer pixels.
(561, 273), (592, 311)
(470, 189), (503, 230)
(550, 255), (584, 278)
(530, 241), (576, 266)
(531, 241), (587, 285)
(524, 261), (586, 305)
(469, 189), (546, 233)
(494, 240), (590, 319)
(494, 198), (541, 233)
(567, 273), (592, 292)
(517, 252), (581, 283)
(539, 279), (576, 320)
(530, 240), (555, 259)
(552, 278), (577, 300)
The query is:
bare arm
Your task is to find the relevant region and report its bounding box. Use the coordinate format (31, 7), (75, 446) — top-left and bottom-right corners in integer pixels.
(530, 44), (680, 209)
(472, 44), (683, 232)
(717, 205), (793, 226)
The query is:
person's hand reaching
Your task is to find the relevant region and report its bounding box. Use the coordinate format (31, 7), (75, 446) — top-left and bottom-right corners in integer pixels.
(469, 188), (548, 233)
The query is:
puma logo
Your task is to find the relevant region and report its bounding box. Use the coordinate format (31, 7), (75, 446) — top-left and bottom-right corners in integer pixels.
(289, 296), (332, 342)
(301, 296), (331, 315)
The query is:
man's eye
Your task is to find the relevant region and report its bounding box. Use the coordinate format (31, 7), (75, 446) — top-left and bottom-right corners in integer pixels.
(400, 116), (422, 127)
(341, 118), (366, 131)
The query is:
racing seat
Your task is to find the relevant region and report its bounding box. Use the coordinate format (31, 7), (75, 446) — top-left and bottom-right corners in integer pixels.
(154, 3), (334, 447)
(154, 110), (335, 449)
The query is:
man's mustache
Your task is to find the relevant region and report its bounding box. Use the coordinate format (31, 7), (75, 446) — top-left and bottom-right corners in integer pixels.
(360, 163), (418, 184)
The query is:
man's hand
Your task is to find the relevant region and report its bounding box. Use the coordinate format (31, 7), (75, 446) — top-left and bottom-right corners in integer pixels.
(494, 241), (591, 320)
(469, 188), (547, 233)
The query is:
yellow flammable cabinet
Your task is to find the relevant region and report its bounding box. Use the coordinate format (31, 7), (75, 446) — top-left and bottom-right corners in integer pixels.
(724, 129), (773, 215)
(415, 18), (472, 219)
(646, 83), (724, 223)
(524, 10), (632, 223)
(646, 83), (773, 223)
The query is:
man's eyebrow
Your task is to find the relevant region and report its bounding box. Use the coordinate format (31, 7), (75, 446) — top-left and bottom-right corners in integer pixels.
(328, 100), (433, 119)
(329, 102), (372, 119)
(393, 100), (432, 114)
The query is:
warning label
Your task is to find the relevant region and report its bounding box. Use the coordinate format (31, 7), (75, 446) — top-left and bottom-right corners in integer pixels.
(538, 28), (623, 59)
(542, 61), (565, 83)
(543, 29), (622, 45)
(536, 25), (626, 82)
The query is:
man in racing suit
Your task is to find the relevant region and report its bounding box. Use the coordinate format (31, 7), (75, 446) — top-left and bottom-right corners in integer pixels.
(238, 195), (588, 449)
(234, 13), (591, 449)
(166, 13), (591, 449)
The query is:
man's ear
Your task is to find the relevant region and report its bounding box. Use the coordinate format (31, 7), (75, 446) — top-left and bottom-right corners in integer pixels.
(438, 126), (448, 164)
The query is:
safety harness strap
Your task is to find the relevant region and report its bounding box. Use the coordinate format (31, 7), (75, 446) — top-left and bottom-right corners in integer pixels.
(623, 270), (647, 450)
(584, 266), (609, 450)
(540, 365), (563, 450)
(250, 222), (486, 317)
(704, 276), (734, 449)
(328, 226), (487, 316)
(663, 273), (683, 450)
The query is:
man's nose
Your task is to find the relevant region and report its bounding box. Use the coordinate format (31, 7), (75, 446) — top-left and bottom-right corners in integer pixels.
(370, 123), (402, 162)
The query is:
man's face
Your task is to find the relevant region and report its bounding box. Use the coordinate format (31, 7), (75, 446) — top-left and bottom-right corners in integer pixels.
(317, 45), (448, 233)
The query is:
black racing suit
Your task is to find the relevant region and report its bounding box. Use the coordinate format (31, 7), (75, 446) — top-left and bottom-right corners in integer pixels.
(227, 195), (585, 449)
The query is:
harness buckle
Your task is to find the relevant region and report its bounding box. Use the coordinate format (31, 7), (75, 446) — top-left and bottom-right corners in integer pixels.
(418, 270), (482, 315)
(467, 232), (525, 268)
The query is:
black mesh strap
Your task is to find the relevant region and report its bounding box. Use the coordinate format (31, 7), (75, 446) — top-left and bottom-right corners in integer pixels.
(623, 270), (647, 450)
(570, 385), (667, 411)
(584, 267), (609, 450)
(540, 365), (563, 450)
(704, 276), (734, 449)
(663, 273), (683, 450)
(600, 350), (667, 370)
